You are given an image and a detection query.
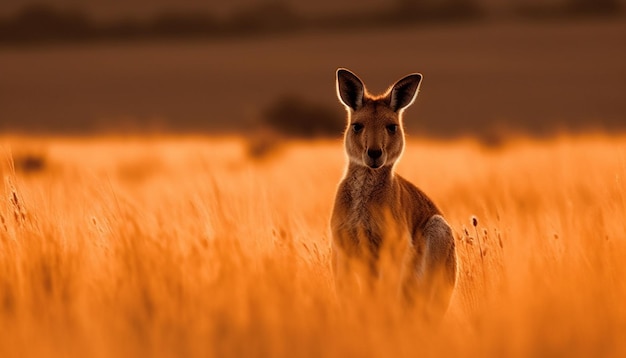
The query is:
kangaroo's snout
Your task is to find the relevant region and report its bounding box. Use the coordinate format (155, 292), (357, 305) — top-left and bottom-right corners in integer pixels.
(364, 147), (385, 169)
(367, 149), (383, 160)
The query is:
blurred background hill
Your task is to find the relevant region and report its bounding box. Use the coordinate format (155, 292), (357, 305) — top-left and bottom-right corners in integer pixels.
(0, 0), (623, 21)
(0, 0), (625, 143)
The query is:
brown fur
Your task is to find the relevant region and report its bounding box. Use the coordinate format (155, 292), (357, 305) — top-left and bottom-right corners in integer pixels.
(331, 68), (457, 317)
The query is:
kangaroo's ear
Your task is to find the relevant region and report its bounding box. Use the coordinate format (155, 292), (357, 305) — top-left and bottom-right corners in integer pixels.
(388, 73), (422, 112)
(336, 68), (364, 111)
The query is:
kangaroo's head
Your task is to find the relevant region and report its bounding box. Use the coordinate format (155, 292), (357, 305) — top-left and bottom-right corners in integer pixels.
(336, 68), (422, 170)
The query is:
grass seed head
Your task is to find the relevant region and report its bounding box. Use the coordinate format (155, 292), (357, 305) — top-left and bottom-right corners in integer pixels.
(471, 215), (478, 227)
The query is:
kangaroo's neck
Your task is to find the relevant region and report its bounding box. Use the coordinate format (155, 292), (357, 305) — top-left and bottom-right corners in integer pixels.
(344, 163), (396, 200)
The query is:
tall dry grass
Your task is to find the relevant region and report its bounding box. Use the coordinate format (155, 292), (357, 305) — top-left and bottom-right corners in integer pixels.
(0, 135), (625, 357)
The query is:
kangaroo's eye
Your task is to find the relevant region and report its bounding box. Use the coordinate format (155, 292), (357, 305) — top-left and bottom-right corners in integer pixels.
(352, 123), (364, 133)
(386, 124), (398, 134)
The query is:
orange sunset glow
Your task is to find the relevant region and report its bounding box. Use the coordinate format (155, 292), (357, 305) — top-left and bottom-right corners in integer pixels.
(1, 1), (625, 357)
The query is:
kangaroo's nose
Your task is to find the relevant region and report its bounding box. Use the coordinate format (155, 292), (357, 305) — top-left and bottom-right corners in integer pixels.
(367, 149), (383, 159)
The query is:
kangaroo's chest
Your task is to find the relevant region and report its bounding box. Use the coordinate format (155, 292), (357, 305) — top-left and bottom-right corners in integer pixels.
(344, 169), (385, 220)
(337, 173), (402, 254)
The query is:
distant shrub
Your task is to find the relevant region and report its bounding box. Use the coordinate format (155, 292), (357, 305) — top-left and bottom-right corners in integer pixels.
(13, 151), (47, 174)
(260, 95), (344, 139)
(246, 129), (284, 161)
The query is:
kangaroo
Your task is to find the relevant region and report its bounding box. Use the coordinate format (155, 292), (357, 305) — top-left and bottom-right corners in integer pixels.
(331, 68), (457, 317)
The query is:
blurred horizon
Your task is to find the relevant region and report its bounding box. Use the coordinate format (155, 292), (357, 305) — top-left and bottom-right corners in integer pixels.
(1, 0), (625, 143)
(1, 0), (624, 20)
(0, 0), (623, 45)
(0, 0), (483, 16)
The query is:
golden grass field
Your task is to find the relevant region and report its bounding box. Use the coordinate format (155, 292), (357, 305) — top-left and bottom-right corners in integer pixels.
(1, 135), (625, 357)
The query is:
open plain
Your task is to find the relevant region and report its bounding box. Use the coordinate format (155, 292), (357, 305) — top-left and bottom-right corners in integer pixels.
(1, 135), (624, 357)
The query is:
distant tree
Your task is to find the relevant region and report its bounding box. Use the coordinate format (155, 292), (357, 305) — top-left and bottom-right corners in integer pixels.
(261, 95), (344, 138)
(4, 4), (94, 42)
(566, 0), (620, 13)
(151, 11), (219, 37)
(102, 19), (143, 40)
